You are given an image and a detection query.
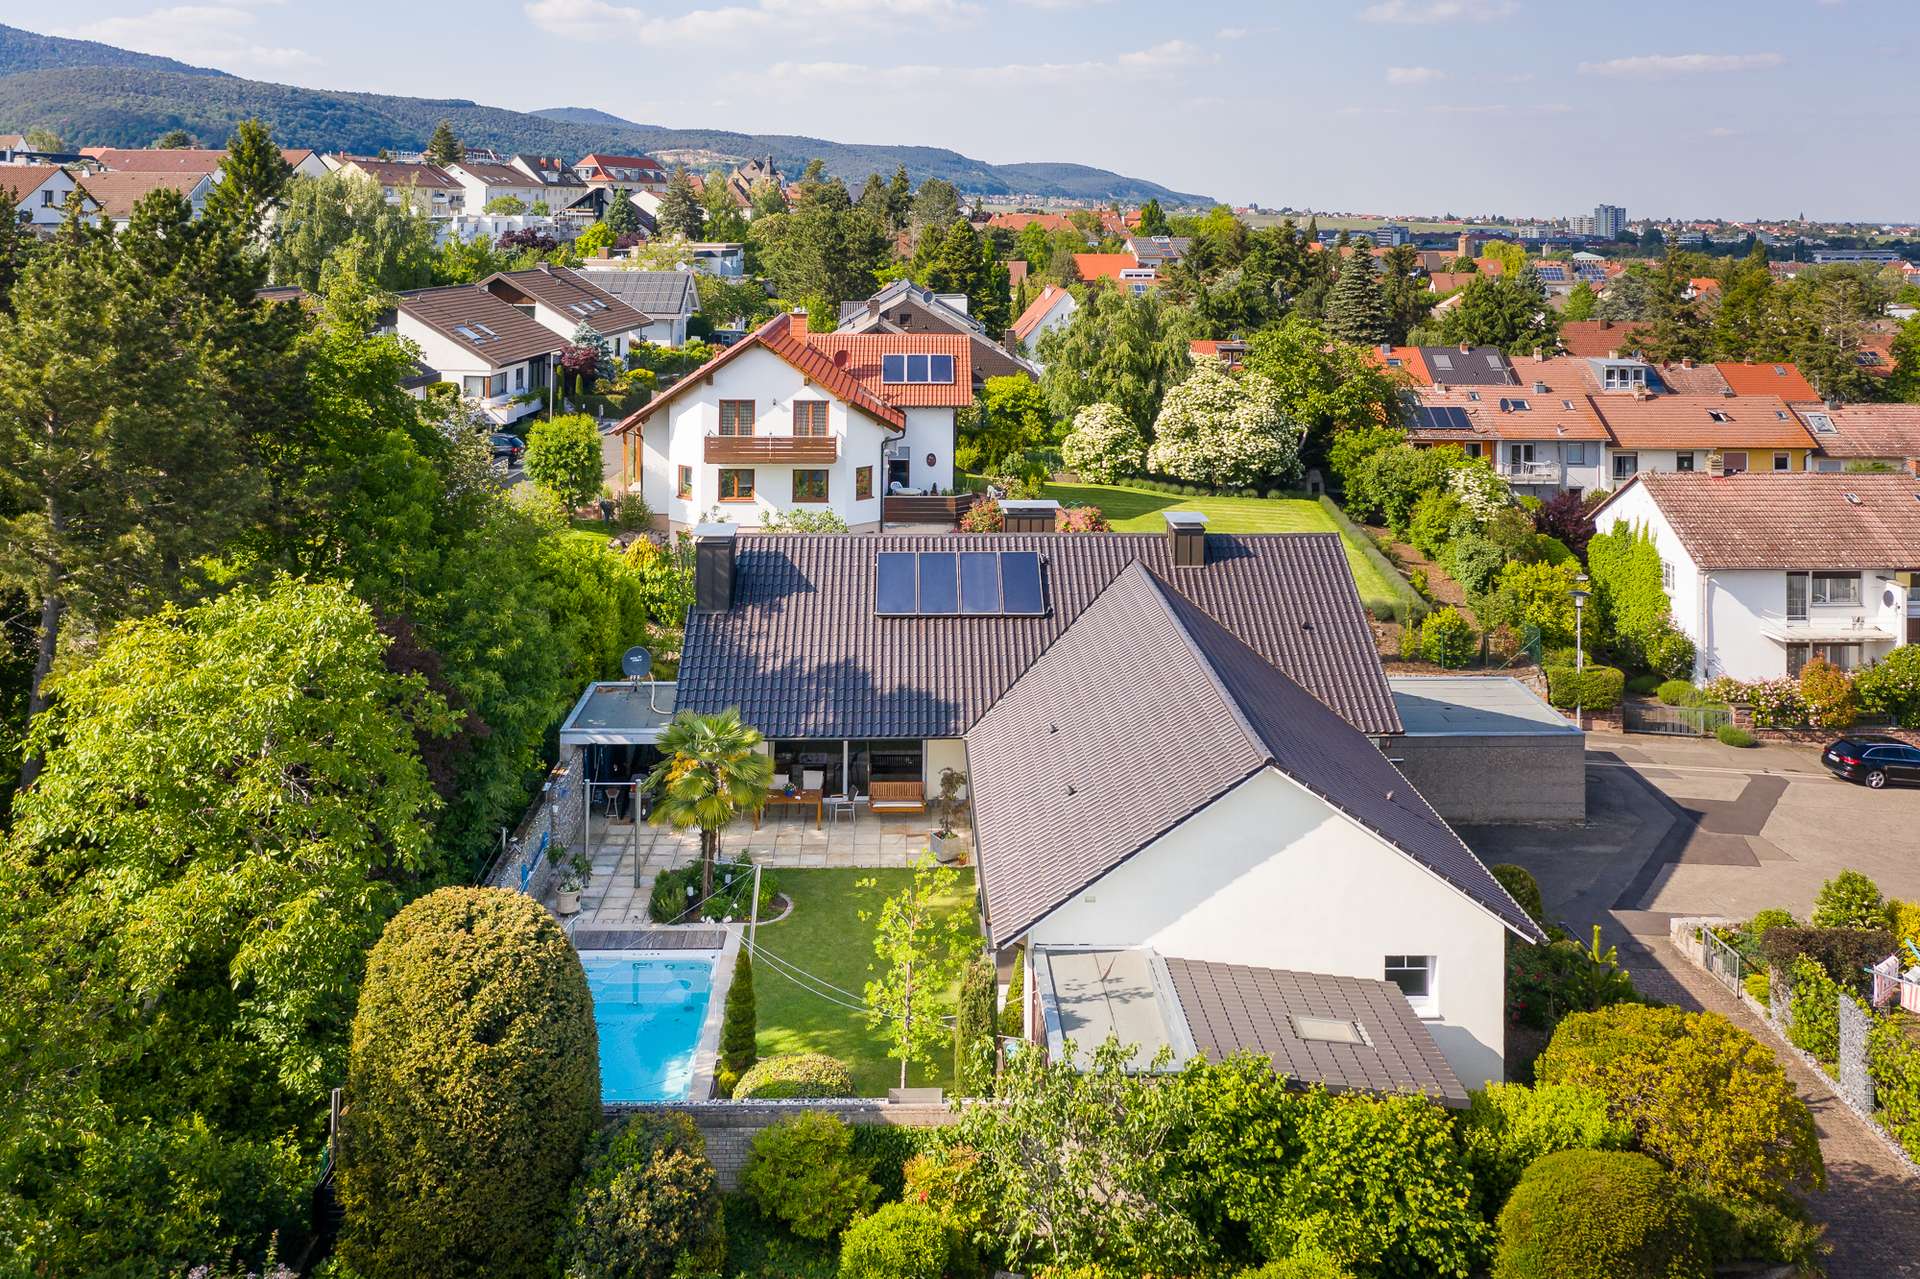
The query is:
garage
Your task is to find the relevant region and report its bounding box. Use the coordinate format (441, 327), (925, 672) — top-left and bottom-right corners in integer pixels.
(1386, 675), (1585, 824)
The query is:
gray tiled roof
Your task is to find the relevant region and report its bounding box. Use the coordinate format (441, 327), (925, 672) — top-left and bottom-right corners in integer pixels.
(1165, 959), (1469, 1107)
(395, 284), (562, 369)
(965, 563), (1539, 945)
(482, 266), (652, 337)
(676, 531), (1400, 741)
(577, 269), (698, 318)
(1418, 346), (1519, 386)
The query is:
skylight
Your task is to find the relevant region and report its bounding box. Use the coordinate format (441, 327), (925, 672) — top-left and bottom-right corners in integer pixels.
(882, 353), (956, 385)
(875, 551), (1047, 616)
(1806, 413), (1836, 433)
(1294, 1016), (1368, 1045)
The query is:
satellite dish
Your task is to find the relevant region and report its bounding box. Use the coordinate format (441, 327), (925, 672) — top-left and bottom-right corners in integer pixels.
(621, 646), (652, 679)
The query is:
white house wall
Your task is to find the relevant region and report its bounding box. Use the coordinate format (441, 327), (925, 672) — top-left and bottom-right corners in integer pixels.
(899, 406), (958, 493)
(1023, 767), (1509, 1088)
(640, 344), (892, 531)
(394, 317), (547, 425)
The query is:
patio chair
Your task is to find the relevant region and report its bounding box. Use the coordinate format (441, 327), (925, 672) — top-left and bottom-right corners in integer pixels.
(801, 768), (825, 792)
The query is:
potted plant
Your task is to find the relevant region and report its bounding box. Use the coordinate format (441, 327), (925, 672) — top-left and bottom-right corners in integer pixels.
(929, 768), (969, 864)
(552, 843), (590, 916)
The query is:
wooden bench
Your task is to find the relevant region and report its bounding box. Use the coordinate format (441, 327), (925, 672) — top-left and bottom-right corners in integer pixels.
(868, 780), (927, 815)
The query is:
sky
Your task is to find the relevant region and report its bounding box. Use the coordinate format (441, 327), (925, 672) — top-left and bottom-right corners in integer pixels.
(9, 0), (1919, 221)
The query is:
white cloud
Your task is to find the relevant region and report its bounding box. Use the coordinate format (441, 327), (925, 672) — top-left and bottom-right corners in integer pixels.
(1386, 65), (1447, 84)
(1578, 51), (1784, 77)
(1216, 25), (1248, 39)
(1361, 0), (1516, 24)
(54, 3), (319, 75)
(526, 0), (977, 44)
(759, 41), (1207, 91)
(1430, 103), (1507, 114)
(1706, 125), (1742, 137)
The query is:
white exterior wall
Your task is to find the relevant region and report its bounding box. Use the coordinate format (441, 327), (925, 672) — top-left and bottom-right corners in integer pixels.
(898, 406), (958, 493)
(447, 168), (548, 210)
(1492, 438), (1607, 495)
(20, 170), (85, 226)
(639, 345), (892, 530)
(1018, 295), (1077, 358)
(1024, 768), (1510, 1089)
(394, 316), (548, 425)
(1602, 447), (1801, 484)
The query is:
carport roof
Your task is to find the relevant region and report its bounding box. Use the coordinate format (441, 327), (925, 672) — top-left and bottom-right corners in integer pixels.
(1389, 675), (1581, 737)
(558, 680), (678, 746)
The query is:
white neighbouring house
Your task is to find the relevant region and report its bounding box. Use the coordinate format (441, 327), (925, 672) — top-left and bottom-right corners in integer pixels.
(669, 523), (1544, 1096)
(481, 264), (651, 363)
(0, 165), (96, 227)
(575, 267), (701, 347)
(1589, 471), (1920, 681)
(616, 312), (971, 533)
(444, 161), (551, 212)
(1008, 284), (1078, 365)
(391, 285), (562, 426)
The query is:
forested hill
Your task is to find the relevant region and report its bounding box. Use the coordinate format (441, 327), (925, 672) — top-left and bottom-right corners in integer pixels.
(0, 23), (1209, 202)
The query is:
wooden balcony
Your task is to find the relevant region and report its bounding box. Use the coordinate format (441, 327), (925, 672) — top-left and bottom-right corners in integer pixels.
(703, 434), (838, 464)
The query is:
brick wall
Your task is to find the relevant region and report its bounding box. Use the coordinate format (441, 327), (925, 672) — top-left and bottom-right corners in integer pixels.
(609, 1099), (961, 1188)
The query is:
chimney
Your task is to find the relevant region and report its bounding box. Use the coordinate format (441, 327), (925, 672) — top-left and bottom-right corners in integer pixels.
(788, 308), (809, 334)
(1706, 451), (1726, 478)
(1607, 348), (1620, 359)
(1000, 499), (1060, 533)
(1459, 342), (1472, 355)
(1165, 510), (1209, 567)
(692, 523), (737, 613)
(1681, 356), (1695, 369)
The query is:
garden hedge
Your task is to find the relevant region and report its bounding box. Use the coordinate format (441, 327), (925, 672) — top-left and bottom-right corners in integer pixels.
(1867, 1015), (1920, 1162)
(550, 1112), (726, 1279)
(1783, 955), (1841, 1063)
(1544, 665), (1624, 711)
(1459, 1082), (1633, 1213)
(1758, 926), (1896, 993)
(338, 888), (600, 1279)
(741, 1113), (877, 1241)
(1493, 1149), (1708, 1279)
(732, 1052), (857, 1100)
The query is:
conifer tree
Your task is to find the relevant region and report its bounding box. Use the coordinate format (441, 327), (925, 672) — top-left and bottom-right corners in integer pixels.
(425, 119), (464, 166)
(718, 946), (758, 1096)
(657, 170), (705, 240)
(1325, 245), (1390, 345)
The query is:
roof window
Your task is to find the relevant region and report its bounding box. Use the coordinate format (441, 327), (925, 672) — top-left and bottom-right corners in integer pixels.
(881, 353), (955, 385)
(1708, 409), (1731, 423)
(1805, 413), (1835, 433)
(1294, 1016), (1369, 1045)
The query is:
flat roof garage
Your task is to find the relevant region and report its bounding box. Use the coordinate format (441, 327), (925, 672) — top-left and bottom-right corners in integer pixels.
(1387, 675), (1585, 824)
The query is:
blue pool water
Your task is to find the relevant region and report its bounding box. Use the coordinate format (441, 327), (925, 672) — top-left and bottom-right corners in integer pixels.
(581, 953), (715, 1102)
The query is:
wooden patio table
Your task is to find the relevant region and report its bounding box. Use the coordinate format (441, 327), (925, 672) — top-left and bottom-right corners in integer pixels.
(756, 788), (823, 829)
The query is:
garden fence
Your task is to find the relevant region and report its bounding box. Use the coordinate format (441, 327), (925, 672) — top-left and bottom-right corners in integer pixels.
(1700, 927), (1746, 995)
(1623, 703), (1733, 737)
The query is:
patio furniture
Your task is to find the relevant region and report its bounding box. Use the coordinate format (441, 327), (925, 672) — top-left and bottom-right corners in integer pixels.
(757, 788), (823, 829)
(824, 793), (858, 828)
(869, 780), (926, 815)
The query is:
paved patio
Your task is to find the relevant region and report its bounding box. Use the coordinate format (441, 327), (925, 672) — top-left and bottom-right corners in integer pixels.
(557, 807), (962, 931)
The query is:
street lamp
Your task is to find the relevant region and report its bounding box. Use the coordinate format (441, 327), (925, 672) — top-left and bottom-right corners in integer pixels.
(1571, 573), (1591, 730)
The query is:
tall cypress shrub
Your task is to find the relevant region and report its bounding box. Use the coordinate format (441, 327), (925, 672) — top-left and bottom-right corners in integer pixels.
(718, 945), (758, 1097)
(953, 953), (997, 1094)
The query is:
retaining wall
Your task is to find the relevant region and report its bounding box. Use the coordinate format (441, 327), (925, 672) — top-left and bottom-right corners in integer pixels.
(610, 1099), (961, 1188)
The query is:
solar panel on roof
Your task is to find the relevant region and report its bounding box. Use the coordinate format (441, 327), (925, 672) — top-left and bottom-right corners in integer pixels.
(874, 551), (1048, 617)
(875, 553), (917, 614)
(1001, 553), (1045, 615)
(919, 552), (959, 614)
(960, 552), (1001, 613)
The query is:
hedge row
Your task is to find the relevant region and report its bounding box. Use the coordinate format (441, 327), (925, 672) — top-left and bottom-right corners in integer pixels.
(1544, 665), (1624, 711)
(1867, 1016), (1920, 1162)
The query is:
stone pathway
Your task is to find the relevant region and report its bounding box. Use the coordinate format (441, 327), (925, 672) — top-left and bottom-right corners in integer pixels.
(1618, 931), (1920, 1277)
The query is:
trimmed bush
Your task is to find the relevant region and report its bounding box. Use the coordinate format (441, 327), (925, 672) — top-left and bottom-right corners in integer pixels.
(1459, 1082), (1633, 1213)
(1747, 908), (1795, 940)
(732, 1052), (856, 1100)
(1642, 626), (1696, 682)
(1234, 1252), (1356, 1279)
(1797, 657), (1857, 730)
(1867, 1013), (1920, 1162)
(1759, 925), (1896, 992)
(1625, 673), (1662, 695)
(1715, 725), (1755, 748)
(1812, 868), (1889, 930)
(1490, 864), (1545, 926)
(717, 946), (757, 1097)
(338, 888), (599, 1279)
(1536, 1004), (1823, 1201)
(1785, 955), (1841, 1062)
(1419, 606), (1477, 669)
(741, 1114), (877, 1241)
(1684, 1188), (1827, 1273)
(1493, 1150), (1708, 1279)
(550, 1112), (726, 1279)
(837, 1201), (963, 1279)
(1656, 679), (1698, 706)
(1544, 665), (1624, 711)
(953, 954), (997, 1096)
(849, 1124), (935, 1204)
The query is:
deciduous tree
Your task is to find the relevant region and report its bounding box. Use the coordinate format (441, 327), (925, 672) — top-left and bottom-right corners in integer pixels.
(862, 856), (972, 1089)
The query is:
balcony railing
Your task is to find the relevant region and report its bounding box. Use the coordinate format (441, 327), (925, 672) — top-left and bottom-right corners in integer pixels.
(704, 434), (838, 464)
(1498, 461), (1564, 484)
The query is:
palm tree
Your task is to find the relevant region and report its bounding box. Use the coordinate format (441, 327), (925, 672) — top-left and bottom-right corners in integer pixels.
(645, 709), (773, 903)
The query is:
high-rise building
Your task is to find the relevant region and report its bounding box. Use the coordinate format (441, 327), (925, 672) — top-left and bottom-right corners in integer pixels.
(1592, 204), (1627, 239)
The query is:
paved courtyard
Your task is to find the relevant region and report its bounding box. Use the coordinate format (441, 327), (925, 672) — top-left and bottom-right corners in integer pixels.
(560, 806), (958, 931)
(1465, 731), (1920, 1279)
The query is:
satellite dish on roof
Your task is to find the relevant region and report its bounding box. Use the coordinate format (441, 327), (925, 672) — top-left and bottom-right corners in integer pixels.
(622, 646), (652, 679)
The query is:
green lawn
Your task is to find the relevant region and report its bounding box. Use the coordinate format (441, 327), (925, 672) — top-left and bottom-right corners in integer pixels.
(749, 867), (978, 1097)
(1041, 478), (1402, 615)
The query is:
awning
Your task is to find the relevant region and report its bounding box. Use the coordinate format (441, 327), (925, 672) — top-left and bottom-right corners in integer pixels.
(1757, 622), (1897, 644)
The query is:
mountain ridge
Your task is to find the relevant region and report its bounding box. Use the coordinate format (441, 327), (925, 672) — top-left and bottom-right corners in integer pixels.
(0, 24), (1209, 203)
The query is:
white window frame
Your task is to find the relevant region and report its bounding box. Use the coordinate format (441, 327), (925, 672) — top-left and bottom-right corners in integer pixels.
(1384, 955), (1437, 1018)
(1810, 572), (1862, 607)
(1612, 452), (1638, 481)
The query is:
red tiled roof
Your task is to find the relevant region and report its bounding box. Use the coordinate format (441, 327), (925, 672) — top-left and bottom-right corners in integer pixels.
(621, 313), (908, 432)
(1005, 259), (1029, 289)
(1407, 386), (1609, 443)
(340, 158), (461, 190)
(1074, 252), (1145, 283)
(1559, 319), (1645, 358)
(1587, 394), (1816, 450)
(1689, 277), (1721, 294)
(801, 331), (974, 407)
(1651, 362), (1734, 395)
(987, 212), (1075, 233)
(90, 147), (310, 174)
(74, 170), (201, 219)
(1799, 403), (1920, 460)
(1011, 284), (1071, 343)
(1426, 271), (1476, 294)
(1713, 361), (1819, 401)
(1590, 471), (1920, 569)
(1365, 345), (1430, 383)
(0, 164), (73, 201)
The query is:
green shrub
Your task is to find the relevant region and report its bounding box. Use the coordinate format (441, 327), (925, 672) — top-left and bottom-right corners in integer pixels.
(550, 1113), (726, 1279)
(1506, 926), (1640, 1034)
(1743, 971), (1770, 1004)
(1715, 726), (1755, 748)
(1459, 1082), (1634, 1213)
(1493, 1150), (1708, 1279)
(1785, 955), (1841, 1062)
(1891, 898), (1920, 948)
(1536, 1004), (1823, 1201)
(338, 889), (599, 1279)
(1641, 626), (1696, 681)
(1812, 868), (1889, 930)
(720, 1194), (836, 1279)
(1445, 532), (1507, 594)
(1490, 864), (1545, 926)
(1855, 645), (1920, 727)
(1748, 908), (1795, 940)
(1743, 677), (1804, 728)
(1798, 656), (1858, 730)
(649, 856), (767, 923)
(732, 1052), (856, 1101)
(901, 1144), (997, 1256)
(1656, 679), (1698, 706)
(1625, 673), (1662, 695)
(717, 946), (757, 1097)
(1683, 1188), (1827, 1273)
(1759, 925), (1896, 992)
(998, 946), (1025, 1038)
(1867, 1013), (1920, 1162)
(1420, 606), (1477, 668)
(1409, 491), (1466, 559)
(848, 1124), (936, 1203)
(1233, 1251), (1356, 1279)
(740, 1114), (877, 1241)
(1544, 665), (1624, 711)
(837, 1201), (963, 1279)
(953, 954), (998, 1096)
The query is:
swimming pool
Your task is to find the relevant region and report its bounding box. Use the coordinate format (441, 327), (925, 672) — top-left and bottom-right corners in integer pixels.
(580, 952), (716, 1102)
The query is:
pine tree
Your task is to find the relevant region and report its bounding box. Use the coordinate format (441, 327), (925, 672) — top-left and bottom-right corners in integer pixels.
(604, 187), (640, 238)
(1378, 243), (1430, 343)
(657, 170), (704, 240)
(718, 946), (758, 1096)
(886, 164), (913, 232)
(424, 119), (464, 167)
(1324, 246), (1390, 345)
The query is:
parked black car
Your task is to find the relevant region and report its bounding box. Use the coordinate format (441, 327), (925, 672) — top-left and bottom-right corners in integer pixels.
(1822, 735), (1920, 789)
(490, 433), (525, 465)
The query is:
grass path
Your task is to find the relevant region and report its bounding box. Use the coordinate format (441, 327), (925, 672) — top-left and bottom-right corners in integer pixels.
(1041, 479), (1403, 614)
(750, 867), (977, 1096)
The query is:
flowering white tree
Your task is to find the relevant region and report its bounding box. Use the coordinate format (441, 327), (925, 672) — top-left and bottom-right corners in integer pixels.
(1446, 458), (1512, 521)
(1060, 402), (1145, 484)
(1146, 361), (1303, 489)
